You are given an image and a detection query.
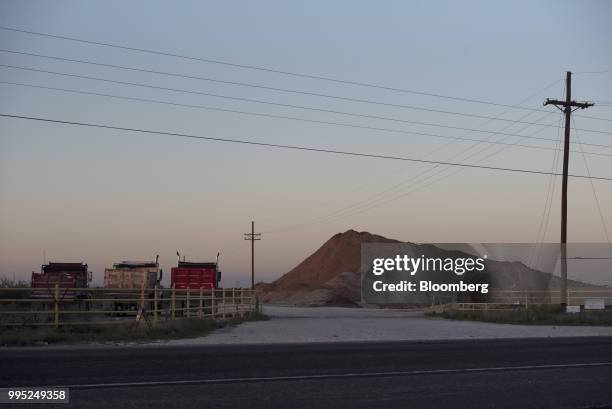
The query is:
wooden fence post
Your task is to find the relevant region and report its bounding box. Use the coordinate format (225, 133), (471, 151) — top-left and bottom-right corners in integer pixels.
(171, 284), (176, 320)
(232, 288), (236, 318)
(222, 288), (226, 320)
(211, 289), (216, 320)
(140, 283), (145, 311)
(199, 287), (203, 318)
(186, 288), (191, 318)
(240, 288), (245, 318)
(153, 286), (158, 323)
(54, 283), (59, 328)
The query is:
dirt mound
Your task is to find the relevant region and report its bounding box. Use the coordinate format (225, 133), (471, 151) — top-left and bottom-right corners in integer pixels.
(275, 229), (398, 290)
(260, 229), (399, 305)
(258, 230), (605, 307)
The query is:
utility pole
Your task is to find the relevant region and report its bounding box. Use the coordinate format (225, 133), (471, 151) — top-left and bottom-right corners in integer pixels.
(544, 71), (593, 308)
(244, 221), (261, 290)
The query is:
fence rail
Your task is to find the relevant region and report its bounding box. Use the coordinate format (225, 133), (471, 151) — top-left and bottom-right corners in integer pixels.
(0, 286), (260, 327)
(428, 289), (612, 312)
(485, 289), (612, 307)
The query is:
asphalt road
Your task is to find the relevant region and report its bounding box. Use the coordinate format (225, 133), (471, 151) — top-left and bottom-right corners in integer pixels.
(1, 337), (612, 408)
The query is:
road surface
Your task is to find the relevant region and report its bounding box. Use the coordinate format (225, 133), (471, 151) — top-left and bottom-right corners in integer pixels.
(1, 337), (611, 408)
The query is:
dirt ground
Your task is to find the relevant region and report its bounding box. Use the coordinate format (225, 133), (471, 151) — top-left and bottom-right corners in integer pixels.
(164, 305), (612, 345)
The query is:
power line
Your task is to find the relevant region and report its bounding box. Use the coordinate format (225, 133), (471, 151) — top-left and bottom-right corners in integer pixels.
(263, 79), (594, 234)
(575, 70), (612, 75)
(0, 80), (576, 152)
(0, 50), (567, 127)
(526, 114), (562, 269)
(261, 81), (564, 225)
(533, 114), (563, 253)
(3, 48), (610, 124)
(8, 63), (608, 135)
(571, 116), (611, 244)
(259, 82), (605, 233)
(0, 26), (582, 111)
(9, 65), (607, 138)
(263, 111), (558, 234)
(2, 113), (611, 181)
(4, 81), (612, 156)
(396, 114), (555, 198)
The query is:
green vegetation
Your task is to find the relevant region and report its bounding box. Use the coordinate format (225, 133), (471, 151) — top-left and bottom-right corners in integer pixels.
(0, 279), (31, 300)
(428, 305), (612, 326)
(0, 312), (269, 346)
(0, 278), (30, 288)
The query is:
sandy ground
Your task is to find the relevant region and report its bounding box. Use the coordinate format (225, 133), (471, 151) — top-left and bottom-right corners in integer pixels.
(165, 305), (612, 345)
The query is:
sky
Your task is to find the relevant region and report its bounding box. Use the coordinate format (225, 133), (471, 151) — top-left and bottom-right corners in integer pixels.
(0, 0), (611, 287)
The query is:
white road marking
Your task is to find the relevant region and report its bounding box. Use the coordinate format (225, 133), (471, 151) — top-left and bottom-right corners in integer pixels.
(45, 362), (612, 389)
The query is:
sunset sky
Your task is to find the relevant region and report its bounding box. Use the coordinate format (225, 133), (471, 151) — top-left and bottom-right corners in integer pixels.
(1, 0), (611, 287)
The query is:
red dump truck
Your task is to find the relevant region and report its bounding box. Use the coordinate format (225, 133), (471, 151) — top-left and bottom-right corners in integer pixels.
(170, 252), (221, 317)
(31, 262), (91, 299)
(171, 252), (221, 290)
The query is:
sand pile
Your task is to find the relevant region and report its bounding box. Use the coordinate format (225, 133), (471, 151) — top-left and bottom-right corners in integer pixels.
(259, 229), (399, 306)
(258, 230), (606, 307)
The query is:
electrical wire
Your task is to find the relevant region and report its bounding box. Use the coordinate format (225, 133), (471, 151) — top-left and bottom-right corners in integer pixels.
(2, 48), (610, 125)
(575, 70), (612, 74)
(260, 79), (564, 224)
(0, 50), (572, 127)
(571, 116), (611, 244)
(2, 113), (611, 182)
(263, 112), (556, 234)
(263, 111), (551, 233)
(9, 61), (610, 137)
(260, 82), (601, 233)
(5, 64), (608, 136)
(528, 113), (563, 268)
(3, 81), (612, 156)
(0, 26), (588, 112)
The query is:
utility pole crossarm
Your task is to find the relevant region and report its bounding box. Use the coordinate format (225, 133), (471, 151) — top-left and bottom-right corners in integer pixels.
(544, 98), (594, 110)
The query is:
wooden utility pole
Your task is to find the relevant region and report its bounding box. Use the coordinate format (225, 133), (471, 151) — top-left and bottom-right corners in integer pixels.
(544, 71), (593, 307)
(244, 221), (261, 290)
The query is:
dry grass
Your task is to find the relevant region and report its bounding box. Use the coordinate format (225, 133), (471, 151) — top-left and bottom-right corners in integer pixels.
(428, 306), (612, 326)
(0, 311), (268, 346)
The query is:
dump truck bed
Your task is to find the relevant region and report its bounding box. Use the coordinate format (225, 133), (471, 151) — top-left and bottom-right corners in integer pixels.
(171, 267), (217, 290)
(103, 264), (160, 289)
(31, 262), (89, 299)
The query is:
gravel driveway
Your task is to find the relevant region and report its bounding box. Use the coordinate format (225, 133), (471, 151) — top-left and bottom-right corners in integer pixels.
(165, 305), (612, 345)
